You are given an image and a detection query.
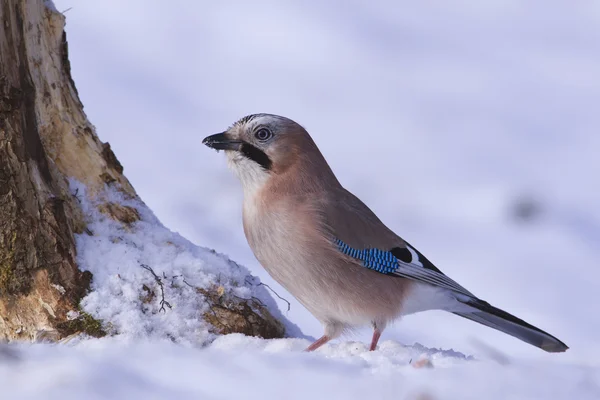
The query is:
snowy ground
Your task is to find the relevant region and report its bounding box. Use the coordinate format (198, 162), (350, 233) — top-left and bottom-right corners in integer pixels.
(2, 336), (599, 400)
(8, 0), (599, 398)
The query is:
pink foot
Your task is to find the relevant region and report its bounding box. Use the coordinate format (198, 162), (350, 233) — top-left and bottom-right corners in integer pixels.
(305, 335), (330, 352)
(369, 329), (381, 351)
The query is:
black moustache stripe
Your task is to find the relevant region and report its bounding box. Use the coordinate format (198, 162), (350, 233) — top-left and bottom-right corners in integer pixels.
(240, 143), (273, 170)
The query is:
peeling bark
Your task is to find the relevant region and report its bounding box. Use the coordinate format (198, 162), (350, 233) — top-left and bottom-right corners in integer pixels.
(0, 0), (93, 340)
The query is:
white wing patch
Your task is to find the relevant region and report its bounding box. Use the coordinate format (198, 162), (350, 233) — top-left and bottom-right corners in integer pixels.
(406, 245), (423, 268)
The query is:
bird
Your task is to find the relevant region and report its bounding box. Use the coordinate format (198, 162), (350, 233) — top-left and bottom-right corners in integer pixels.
(202, 113), (568, 353)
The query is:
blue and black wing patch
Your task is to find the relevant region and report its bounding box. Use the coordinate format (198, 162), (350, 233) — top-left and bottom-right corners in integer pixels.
(335, 239), (442, 274)
(335, 239), (399, 274)
(334, 238), (474, 297)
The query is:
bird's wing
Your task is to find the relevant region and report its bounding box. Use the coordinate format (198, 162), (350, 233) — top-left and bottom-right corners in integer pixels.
(321, 188), (475, 298)
(319, 188), (569, 353)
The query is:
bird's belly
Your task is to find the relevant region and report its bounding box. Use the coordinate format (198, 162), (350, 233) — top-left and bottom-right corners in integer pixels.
(260, 258), (380, 326)
(250, 235), (410, 326)
(243, 203), (412, 327)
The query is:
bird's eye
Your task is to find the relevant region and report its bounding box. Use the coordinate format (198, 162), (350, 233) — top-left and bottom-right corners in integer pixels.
(255, 128), (273, 141)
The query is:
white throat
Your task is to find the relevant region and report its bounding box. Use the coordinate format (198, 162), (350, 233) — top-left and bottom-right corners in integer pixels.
(226, 151), (270, 200)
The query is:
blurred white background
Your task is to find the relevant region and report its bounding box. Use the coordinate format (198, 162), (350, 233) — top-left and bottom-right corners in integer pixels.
(53, 0), (600, 362)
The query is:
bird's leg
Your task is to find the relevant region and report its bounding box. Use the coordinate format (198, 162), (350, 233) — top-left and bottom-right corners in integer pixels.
(369, 329), (382, 351)
(305, 335), (330, 352)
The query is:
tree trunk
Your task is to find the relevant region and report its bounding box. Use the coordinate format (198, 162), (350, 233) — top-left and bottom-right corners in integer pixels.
(0, 0), (284, 341)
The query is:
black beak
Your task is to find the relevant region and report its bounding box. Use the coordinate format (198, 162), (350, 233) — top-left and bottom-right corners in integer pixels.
(202, 133), (243, 151)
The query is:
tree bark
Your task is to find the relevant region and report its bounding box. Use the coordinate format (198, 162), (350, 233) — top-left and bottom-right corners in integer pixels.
(0, 0), (284, 341)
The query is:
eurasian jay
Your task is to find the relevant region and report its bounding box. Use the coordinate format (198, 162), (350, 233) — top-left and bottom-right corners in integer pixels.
(203, 114), (568, 353)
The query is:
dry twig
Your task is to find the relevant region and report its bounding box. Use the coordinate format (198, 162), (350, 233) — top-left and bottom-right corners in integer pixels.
(140, 264), (172, 312)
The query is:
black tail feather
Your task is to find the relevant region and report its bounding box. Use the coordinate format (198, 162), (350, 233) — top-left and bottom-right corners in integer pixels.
(454, 298), (568, 353)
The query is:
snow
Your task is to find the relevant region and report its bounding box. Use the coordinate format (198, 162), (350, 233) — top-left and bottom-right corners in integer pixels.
(70, 180), (302, 343)
(9, 0), (600, 398)
(2, 337), (599, 400)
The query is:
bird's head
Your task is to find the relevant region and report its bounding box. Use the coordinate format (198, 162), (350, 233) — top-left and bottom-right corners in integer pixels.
(203, 114), (334, 193)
